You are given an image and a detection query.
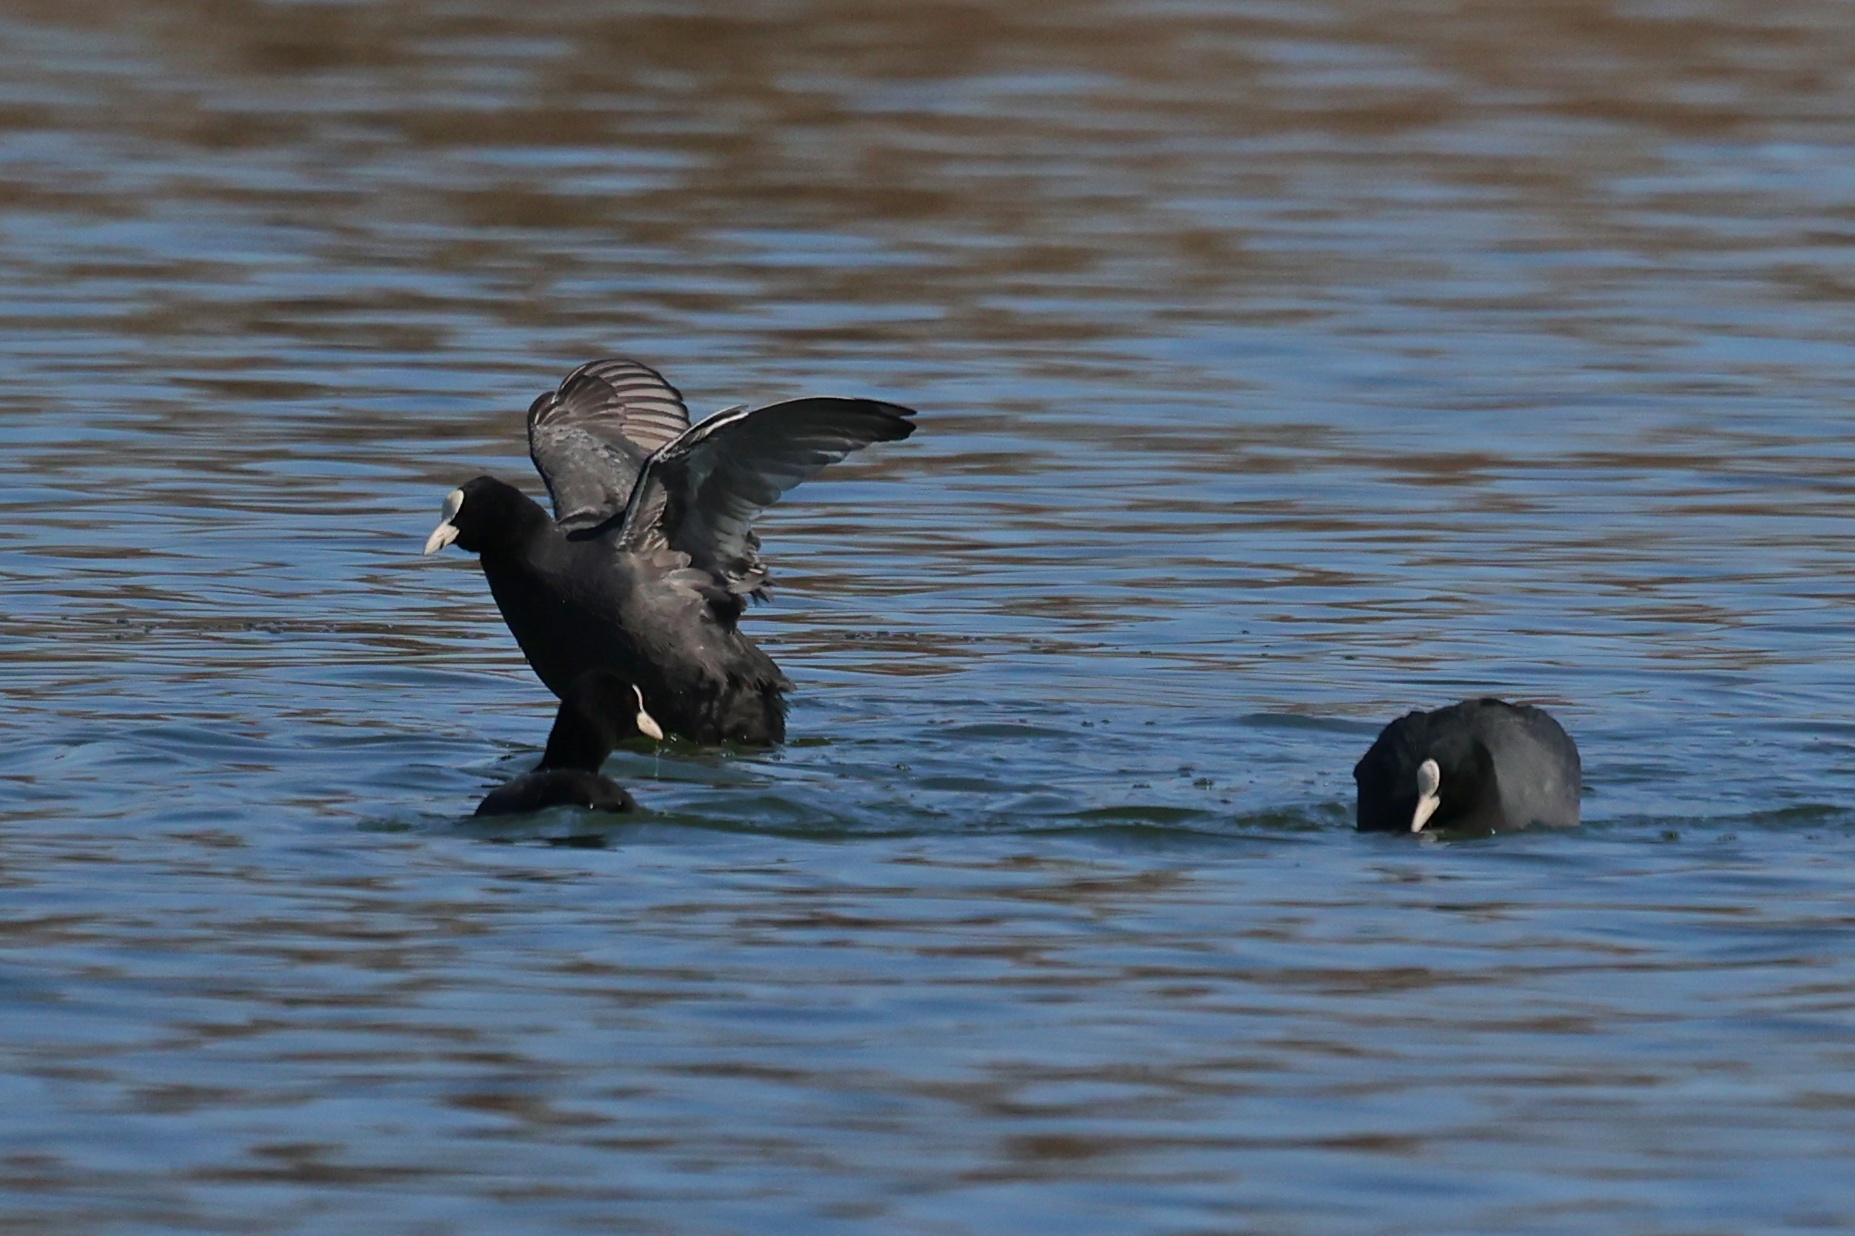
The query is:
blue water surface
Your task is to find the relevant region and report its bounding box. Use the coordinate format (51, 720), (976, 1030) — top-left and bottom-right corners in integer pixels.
(2, 2), (1854, 1232)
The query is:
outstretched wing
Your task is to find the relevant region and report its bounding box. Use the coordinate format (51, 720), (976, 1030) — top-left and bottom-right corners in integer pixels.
(527, 358), (693, 530)
(617, 397), (917, 596)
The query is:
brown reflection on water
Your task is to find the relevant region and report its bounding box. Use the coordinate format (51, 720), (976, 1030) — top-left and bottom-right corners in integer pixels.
(6, 0), (1849, 366)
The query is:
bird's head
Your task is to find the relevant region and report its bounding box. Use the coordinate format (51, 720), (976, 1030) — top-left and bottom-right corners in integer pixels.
(422, 476), (525, 555)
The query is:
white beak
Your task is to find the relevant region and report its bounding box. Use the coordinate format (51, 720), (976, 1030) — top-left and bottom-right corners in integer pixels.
(632, 685), (665, 741)
(422, 488), (465, 555)
(423, 522), (458, 555)
(1411, 758), (1442, 832)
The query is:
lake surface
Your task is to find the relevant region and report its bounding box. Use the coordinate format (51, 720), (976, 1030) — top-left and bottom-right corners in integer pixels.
(3, 1), (1855, 1231)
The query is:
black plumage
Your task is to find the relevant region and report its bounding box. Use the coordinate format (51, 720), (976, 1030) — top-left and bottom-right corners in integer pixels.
(475, 768), (636, 817)
(473, 673), (652, 817)
(1354, 698), (1581, 834)
(426, 358), (917, 753)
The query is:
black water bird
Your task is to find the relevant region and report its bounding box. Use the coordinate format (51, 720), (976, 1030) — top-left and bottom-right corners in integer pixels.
(474, 673), (662, 817)
(1354, 698), (1580, 833)
(425, 358), (917, 749)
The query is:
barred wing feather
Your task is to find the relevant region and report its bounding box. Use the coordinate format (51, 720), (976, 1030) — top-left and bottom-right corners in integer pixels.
(617, 397), (916, 596)
(527, 358), (693, 530)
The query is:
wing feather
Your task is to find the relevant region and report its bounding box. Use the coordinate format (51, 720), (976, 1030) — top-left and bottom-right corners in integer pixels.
(526, 358), (693, 530)
(617, 397), (916, 596)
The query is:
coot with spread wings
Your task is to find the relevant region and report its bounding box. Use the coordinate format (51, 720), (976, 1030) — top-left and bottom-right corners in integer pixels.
(424, 358), (916, 757)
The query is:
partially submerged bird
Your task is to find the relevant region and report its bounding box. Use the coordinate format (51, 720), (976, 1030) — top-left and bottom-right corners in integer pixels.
(474, 673), (663, 817)
(425, 357), (917, 751)
(1354, 698), (1581, 834)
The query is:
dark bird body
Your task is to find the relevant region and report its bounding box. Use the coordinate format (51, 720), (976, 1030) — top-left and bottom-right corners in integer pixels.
(473, 674), (654, 817)
(475, 767), (636, 817)
(426, 358), (916, 762)
(1354, 697), (1581, 834)
(458, 479), (788, 744)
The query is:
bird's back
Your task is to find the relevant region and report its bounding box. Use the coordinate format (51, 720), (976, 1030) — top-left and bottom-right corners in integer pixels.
(1477, 702), (1581, 829)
